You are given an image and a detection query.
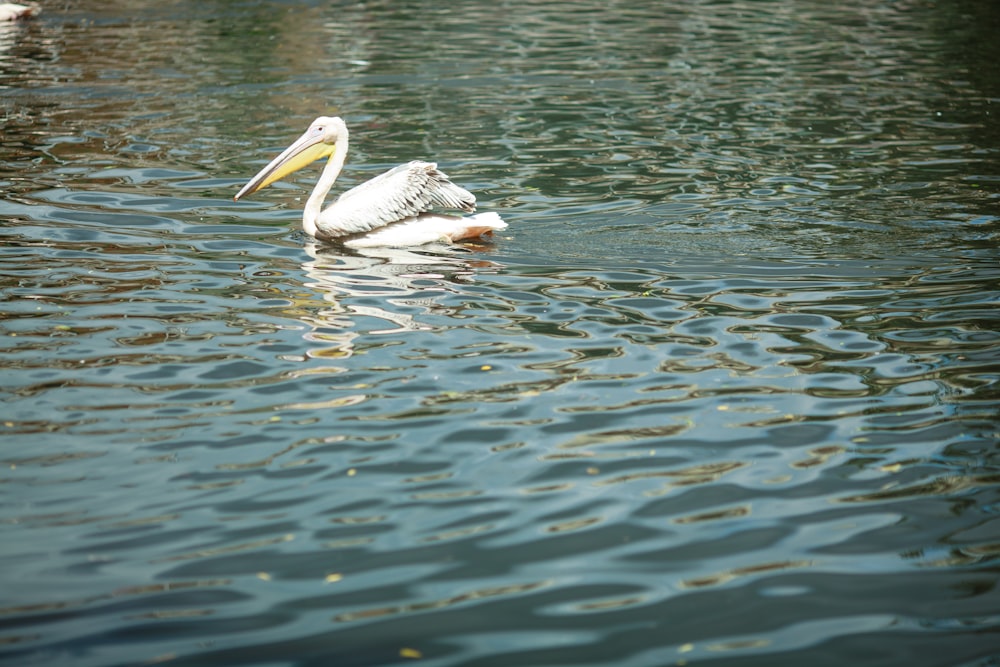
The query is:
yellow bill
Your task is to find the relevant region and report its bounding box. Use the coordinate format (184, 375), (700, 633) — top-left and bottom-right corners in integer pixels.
(234, 128), (336, 201)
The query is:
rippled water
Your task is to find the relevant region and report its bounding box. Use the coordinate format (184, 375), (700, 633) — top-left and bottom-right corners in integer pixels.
(2, 1), (999, 666)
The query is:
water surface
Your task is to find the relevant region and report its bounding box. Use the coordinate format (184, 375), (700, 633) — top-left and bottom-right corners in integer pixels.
(1, 1), (999, 666)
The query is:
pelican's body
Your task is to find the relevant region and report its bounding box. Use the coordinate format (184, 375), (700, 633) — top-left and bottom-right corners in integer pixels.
(234, 116), (506, 248)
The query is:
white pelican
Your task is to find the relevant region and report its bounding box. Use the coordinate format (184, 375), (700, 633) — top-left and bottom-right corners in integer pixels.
(0, 3), (39, 20)
(234, 116), (507, 248)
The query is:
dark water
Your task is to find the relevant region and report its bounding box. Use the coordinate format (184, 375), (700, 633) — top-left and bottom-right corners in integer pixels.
(2, 1), (999, 665)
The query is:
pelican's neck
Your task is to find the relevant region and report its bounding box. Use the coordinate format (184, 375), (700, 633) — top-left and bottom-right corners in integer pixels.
(303, 132), (349, 237)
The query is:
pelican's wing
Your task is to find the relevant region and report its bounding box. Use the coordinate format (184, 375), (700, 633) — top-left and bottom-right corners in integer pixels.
(316, 161), (476, 239)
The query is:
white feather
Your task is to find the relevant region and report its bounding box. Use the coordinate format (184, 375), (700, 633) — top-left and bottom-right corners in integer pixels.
(344, 212), (508, 248)
(320, 160), (476, 238)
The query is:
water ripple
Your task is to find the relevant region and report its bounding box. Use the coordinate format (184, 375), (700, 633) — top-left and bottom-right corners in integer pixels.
(2, 1), (999, 665)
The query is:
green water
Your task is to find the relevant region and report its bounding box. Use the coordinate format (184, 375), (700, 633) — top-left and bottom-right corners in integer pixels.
(1, 2), (998, 666)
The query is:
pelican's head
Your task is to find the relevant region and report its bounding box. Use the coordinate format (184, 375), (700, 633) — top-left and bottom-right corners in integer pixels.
(234, 116), (347, 201)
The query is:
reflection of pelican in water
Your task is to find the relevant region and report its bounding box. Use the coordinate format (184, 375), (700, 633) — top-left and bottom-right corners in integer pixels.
(298, 242), (503, 359)
(0, 3), (38, 20)
(235, 116), (507, 248)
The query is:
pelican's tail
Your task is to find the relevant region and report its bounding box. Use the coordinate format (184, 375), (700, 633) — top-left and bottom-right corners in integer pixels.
(344, 212), (508, 248)
(448, 212), (508, 242)
(1, 3), (40, 20)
